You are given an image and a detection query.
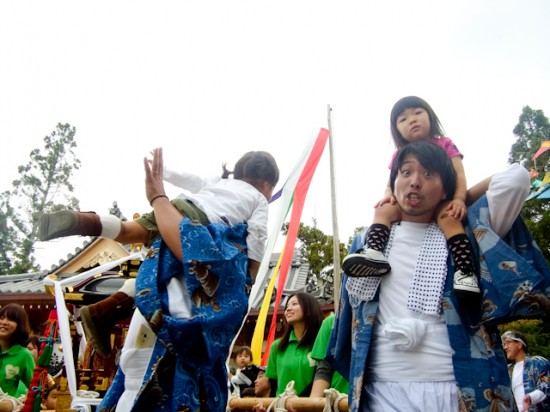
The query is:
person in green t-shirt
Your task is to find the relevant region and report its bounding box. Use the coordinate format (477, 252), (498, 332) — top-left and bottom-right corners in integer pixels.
(0, 304), (35, 399)
(310, 313), (349, 397)
(265, 293), (323, 396)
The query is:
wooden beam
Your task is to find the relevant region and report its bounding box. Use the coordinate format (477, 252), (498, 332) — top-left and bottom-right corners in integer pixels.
(228, 396), (348, 411)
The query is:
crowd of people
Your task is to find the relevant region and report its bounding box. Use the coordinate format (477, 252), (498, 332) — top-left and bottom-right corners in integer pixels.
(5, 95), (547, 412)
(0, 304), (61, 411)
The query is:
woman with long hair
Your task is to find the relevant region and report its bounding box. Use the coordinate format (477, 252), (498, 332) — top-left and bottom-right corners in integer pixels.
(265, 292), (323, 396)
(0, 304), (34, 397)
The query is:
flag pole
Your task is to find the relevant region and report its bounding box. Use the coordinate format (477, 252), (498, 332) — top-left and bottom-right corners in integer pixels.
(327, 105), (341, 311)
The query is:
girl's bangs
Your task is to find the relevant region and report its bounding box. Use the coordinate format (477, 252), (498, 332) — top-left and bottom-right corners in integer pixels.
(391, 96), (428, 123)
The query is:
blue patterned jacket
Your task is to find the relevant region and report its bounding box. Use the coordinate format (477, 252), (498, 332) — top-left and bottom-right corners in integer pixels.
(508, 355), (550, 412)
(100, 218), (251, 412)
(327, 195), (550, 412)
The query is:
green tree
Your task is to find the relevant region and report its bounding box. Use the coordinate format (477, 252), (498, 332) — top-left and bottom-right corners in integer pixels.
(498, 319), (550, 360)
(282, 219), (347, 278)
(347, 226), (366, 250)
(505, 107), (550, 357)
(509, 106), (550, 169)
(509, 106), (550, 262)
(0, 123), (81, 274)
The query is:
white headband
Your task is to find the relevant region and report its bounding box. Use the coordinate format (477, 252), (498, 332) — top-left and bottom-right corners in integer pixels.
(501, 332), (527, 347)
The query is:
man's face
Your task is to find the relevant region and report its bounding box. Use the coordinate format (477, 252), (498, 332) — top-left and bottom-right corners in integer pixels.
(502, 339), (523, 362)
(393, 154), (447, 223)
(254, 371), (271, 396)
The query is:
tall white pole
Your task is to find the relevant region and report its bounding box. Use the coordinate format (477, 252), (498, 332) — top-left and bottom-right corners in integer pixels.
(327, 105), (341, 311)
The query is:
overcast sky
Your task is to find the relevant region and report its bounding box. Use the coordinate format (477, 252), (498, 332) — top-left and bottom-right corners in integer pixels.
(1, 1), (549, 270)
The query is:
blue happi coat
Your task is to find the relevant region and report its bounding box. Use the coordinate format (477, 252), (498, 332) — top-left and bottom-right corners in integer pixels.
(100, 217), (251, 412)
(327, 195), (550, 412)
(508, 355), (550, 412)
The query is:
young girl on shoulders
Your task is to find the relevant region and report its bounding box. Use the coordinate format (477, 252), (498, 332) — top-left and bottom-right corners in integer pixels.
(343, 96), (480, 298)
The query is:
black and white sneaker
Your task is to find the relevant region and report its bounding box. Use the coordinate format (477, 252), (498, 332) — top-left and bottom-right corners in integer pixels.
(453, 270), (481, 295)
(342, 248), (391, 277)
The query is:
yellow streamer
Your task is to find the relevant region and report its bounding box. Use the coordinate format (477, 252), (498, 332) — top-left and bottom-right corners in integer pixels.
(251, 240), (286, 364)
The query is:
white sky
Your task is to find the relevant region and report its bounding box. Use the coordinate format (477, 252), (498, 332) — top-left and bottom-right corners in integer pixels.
(1, 1), (549, 270)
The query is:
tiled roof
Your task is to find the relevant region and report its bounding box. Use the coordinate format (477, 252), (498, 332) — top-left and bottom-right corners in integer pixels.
(44, 236), (136, 274)
(38, 237), (97, 274)
(0, 272), (50, 294)
(0, 272), (74, 295)
(249, 250), (312, 310)
(1, 245), (334, 307)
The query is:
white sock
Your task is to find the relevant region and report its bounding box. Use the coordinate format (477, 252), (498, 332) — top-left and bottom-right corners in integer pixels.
(100, 215), (122, 239)
(120, 278), (136, 298)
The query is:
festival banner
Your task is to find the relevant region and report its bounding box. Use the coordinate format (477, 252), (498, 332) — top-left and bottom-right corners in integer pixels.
(260, 129), (329, 365)
(533, 140), (550, 161)
(249, 128), (329, 364)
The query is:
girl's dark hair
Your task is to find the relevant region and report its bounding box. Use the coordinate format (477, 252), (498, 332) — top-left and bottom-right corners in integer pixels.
(390, 96), (446, 149)
(23, 334), (40, 348)
(390, 141), (457, 201)
(222, 151), (280, 187)
(278, 293), (323, 352)
(0, 303), (31, 346)
(234, 345), (253, 361)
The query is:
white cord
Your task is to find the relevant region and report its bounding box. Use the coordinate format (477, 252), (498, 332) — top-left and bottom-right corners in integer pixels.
(322, 388), (348, 412)
(266, 381), (297, 412)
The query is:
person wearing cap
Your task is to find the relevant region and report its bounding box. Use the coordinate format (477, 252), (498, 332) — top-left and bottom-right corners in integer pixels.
(502, 331), (550, 412)
(241, 367), (275, 398)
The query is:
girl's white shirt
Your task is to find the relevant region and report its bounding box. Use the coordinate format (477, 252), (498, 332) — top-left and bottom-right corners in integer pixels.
(164, 166), (269, 262)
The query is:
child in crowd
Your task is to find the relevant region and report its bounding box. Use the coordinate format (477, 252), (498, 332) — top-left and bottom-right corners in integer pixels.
(342, 96), (480, 297)
(42, 376), (61, 410)
(230, 346), (262, 396)
(23, 335), (40, 361)
(38, 150), (279, 357)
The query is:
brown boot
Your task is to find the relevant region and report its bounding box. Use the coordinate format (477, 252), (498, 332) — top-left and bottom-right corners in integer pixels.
(80, 292), (135, 358)
(38, 210), (102, 241)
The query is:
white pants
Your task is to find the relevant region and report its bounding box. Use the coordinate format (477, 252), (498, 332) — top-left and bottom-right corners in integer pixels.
(114, 272), (196, 412)
(115, 310), (155, 412)
(363, 381), (459, 412)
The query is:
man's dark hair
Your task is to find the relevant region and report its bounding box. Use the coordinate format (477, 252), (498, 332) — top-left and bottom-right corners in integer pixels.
(501, 330), (529, 353)
(390, 141), (457, 200)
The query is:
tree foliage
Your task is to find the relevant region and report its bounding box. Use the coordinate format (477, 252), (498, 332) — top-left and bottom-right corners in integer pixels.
(282, 219), (347, 278)
(509, 106), (550, 262)
(498, 319), (550, 360)
(348, 226), (366, 250)
(0, 123), (81, 274)
(509, 106), (550, 170)
(506, 106), (550, 358)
